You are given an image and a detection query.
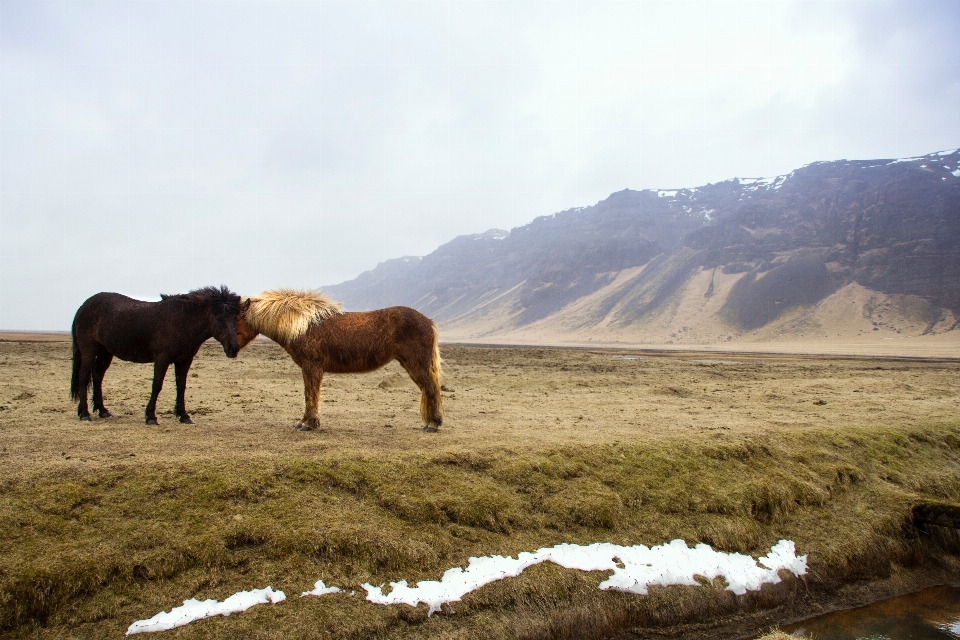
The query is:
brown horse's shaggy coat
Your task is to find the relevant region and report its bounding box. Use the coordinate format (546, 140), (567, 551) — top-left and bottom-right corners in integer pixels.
(238, 290), (443, 432)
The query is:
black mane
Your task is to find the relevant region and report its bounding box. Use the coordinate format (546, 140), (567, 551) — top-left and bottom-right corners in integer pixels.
(160, 285), (241, 317)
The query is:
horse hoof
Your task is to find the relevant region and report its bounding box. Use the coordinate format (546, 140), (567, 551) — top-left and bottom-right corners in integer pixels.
(79, 415), (92, 422)
(295, 425), (314, 432)
(178, 415), (195, 425)
(422, 425), (439, 433)
(98, 411), (113, 419)
(146, 418), (159, 426)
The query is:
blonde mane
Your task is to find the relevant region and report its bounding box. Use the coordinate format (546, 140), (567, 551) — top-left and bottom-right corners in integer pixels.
(243, 289), (343, 344)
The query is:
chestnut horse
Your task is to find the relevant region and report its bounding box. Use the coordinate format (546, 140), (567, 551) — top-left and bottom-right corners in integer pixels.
(236, 289), (443, 432)
(71, 286), (241, 424)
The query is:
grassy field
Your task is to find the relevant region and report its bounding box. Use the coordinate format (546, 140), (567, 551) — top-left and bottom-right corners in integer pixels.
(1, 338), (960, 638)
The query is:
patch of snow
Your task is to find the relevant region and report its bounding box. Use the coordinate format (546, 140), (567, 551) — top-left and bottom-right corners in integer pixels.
(657, 190), (678, 198)
(126, 540), (806, 632)
(703, 209), (715, 221)
(301, 580), (342, 597)
(952, 170), (960, 178)
(362, 539), (805, 616)
(126, 587), (286, 635)
(945, 620), (960, 634)
(887, 155), (925, 165)
(474, 229), (509, 241)
(737, 176), (787, 192)
(937, 149), (959, 156)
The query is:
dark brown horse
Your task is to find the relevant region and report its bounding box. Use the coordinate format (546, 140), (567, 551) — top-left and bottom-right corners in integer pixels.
(235, 289), (443, 432)
(71, 286), (242, 424)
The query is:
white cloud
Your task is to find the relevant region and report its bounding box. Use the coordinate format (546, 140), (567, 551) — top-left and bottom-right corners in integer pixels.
(1, 0), (958, 328)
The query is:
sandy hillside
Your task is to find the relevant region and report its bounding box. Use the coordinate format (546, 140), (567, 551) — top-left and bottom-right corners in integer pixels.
(439, 275), (960, 358)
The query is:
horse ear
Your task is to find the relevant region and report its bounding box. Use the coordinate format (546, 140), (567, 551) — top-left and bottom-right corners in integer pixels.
(240, 298), (252, 312)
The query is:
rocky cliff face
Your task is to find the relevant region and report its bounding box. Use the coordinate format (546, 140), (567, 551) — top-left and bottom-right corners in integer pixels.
(326, 149), (960, 344)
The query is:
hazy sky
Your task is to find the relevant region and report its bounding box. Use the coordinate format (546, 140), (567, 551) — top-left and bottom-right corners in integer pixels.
(1, 0), (959, 329)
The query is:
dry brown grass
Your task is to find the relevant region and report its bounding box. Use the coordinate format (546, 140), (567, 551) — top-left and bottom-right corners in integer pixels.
(1, 341), (959, 638)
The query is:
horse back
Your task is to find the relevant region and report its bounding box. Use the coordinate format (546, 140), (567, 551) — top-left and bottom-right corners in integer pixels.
(74, 293), (203, 363)
(302, 307), (436, 374)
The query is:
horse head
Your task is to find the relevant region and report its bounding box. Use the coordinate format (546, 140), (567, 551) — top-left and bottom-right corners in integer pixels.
(205, 286), (242, 358)
(236, 298), (260, 351)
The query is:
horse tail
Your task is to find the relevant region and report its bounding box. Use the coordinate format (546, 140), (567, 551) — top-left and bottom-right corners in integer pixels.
(70, 319), (82, 401)
(420, 321), (443, 424)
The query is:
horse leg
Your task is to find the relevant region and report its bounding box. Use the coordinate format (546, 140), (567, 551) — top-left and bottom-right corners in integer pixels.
(399, 358), (443, 432)
(295, 362), (323, 432)
(76, 348), (96, 421)
(173, 360), (195, 424)
(92, 348), (114, 418)
(145, 359), (170, 425)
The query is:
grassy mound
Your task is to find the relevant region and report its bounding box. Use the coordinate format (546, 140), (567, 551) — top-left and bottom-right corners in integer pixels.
(3, 422), (960, 638)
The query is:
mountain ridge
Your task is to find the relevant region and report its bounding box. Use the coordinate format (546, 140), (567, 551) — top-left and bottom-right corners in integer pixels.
(326, 149), (960, 348)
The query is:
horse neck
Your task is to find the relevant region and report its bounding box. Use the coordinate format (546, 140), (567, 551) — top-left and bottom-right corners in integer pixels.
(243, 311), (305, 347)
(171, 302), (215, 340)
(254, 322), (289, 347)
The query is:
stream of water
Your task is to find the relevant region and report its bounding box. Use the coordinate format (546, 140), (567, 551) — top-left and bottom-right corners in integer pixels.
(781, 586), (960, 639)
